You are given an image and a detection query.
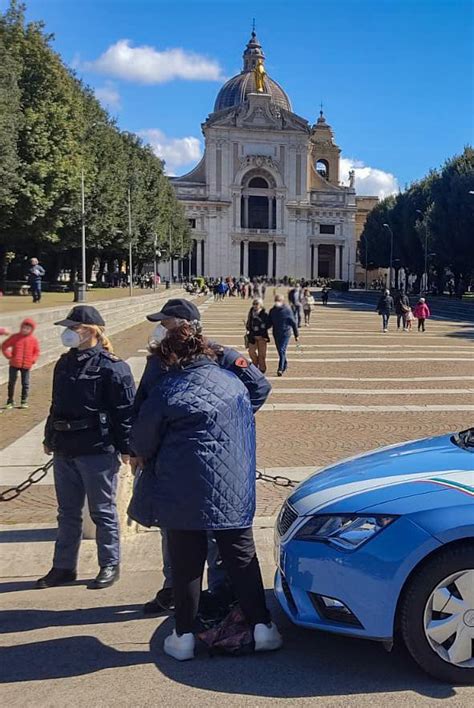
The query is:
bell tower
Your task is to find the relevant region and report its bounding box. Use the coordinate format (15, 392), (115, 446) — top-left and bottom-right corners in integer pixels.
(310, 109), (341, 186)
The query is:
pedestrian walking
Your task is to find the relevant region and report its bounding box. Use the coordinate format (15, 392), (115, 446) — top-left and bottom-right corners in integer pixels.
(2, 318), (40, 409)
(28, 257), (45, 303)
(414, 297), (431, 332)
(376, 289), (394, 332)
(301, 288), (315, 326)
(128, 317), (281, 661)
(132, 299), (272, 616)
(288, 284), (303, 327)
(267, 294), (299, 376)
(245, 298), (270, 373)
(405, 307), (415, 331)
(37, 306), (135, 590)
(395, 289), (411, 331)
(321, 286), (329, 306)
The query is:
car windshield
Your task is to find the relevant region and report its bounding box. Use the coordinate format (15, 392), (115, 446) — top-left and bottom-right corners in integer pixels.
(452, 427), (474, 450)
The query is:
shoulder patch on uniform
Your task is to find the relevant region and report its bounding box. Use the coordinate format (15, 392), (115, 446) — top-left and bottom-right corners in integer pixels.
(234, 357), (249, 368)
(101, 351), (121, 362)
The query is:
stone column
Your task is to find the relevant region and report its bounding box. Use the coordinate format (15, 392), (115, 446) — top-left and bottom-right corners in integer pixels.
(267, 242), (273, 277)
(333, 245), (339, 279)
(244, 241), (249, 278)
(310, 245), (314, 280)
(244, 196), (249, 229)
(267, 198), (273, 230)
(201, 240), (205, 276)
(315, 244), (320, 278)
(339, 245), (344, 279)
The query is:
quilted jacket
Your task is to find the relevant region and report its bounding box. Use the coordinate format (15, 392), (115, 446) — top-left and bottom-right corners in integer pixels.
(1, 319), (40, 370)
(128, 357), (256, 530)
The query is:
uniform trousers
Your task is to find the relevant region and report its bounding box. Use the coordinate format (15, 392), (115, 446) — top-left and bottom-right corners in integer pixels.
(167, 527), (270, 635)
(53, 452), (120, 569)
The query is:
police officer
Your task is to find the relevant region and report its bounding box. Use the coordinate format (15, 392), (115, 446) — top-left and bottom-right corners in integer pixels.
(37, 306), (136, 590)
(130, 298), (271, 614)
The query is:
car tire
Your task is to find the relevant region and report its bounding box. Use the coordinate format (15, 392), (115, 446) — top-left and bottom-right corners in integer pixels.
(400, 542), (474, 684)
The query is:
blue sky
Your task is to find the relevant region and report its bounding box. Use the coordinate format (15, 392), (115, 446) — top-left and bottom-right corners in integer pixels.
(4, 0), (473, 194)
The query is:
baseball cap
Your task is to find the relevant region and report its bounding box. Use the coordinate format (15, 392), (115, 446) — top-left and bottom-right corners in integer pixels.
(146, 298), (201, 323)
(54, 305), (106, 328)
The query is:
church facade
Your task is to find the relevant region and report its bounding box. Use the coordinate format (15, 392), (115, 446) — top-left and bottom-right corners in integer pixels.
(171, 31), (358, 281)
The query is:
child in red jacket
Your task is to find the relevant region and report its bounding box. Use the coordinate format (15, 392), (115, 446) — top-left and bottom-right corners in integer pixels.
(413, 298), (431, 332)
(2, 318), (40, 409)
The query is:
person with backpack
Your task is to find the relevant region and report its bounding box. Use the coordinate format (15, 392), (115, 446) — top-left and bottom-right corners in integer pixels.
(301, 288), (315, 326)
(129, 311), (282, 661)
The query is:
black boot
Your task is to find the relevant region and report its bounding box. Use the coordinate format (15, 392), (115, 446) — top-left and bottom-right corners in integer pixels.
(92, 565), (120, 589)
(143, 586), (174, 614)
(36, 567), (77, 589)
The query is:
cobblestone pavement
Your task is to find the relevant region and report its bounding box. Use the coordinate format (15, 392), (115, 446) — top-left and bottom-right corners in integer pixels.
(1, 294), (473, 524)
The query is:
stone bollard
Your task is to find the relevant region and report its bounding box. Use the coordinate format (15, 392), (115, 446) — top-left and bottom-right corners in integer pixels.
(82, 461), (139, 539)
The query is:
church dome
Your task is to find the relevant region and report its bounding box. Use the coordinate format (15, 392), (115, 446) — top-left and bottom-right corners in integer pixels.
(213, 31), (292, 113)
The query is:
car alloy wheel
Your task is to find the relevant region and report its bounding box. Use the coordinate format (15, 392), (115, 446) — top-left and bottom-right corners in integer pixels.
(424, 569), (474, 668)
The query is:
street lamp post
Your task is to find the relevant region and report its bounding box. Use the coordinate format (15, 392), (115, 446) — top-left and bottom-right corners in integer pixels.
(128, 187), (133, 297)
(169, 225), (172, 284)
(153, 234), (158, 292)
(76, 168), (87, 302)
(383, 223), (394, 289)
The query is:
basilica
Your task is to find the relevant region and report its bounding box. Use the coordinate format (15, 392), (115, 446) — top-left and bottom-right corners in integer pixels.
(172, 30), (360, 281)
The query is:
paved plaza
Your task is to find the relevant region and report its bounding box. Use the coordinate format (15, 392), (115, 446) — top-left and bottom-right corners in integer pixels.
(1, 293), (474, 706)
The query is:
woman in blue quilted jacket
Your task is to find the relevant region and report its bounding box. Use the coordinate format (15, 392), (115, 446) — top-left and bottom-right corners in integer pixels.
(129, 315), (282, 661)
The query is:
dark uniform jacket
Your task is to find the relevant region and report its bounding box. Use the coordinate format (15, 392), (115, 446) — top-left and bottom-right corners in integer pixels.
(128, 358), (256, 530)
(44, 345), (136, 457)
(133, 343), (271, 416)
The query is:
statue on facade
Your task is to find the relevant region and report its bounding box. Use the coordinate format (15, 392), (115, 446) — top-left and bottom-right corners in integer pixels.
(348, 169), (355, 188)
(254, 57), (266, 93)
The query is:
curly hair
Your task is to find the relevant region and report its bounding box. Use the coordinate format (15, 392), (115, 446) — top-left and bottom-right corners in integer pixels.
(154, 321), (217, 369)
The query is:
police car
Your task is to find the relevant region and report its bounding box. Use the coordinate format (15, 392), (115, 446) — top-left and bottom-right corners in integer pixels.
(274, 429), (474, 684)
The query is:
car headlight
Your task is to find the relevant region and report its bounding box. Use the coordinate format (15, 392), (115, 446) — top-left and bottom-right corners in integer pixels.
(294, 514), (397, 550)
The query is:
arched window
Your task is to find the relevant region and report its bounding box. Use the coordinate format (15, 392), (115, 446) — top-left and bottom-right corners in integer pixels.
(248, 176), (268, 188)
(316, 159), (329, 180)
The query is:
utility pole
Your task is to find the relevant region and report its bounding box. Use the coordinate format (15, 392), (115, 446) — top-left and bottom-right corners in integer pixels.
(153, 233), (158, 292)
(128, 187), (133, 297)
(383, 224), (394, 290)
(77, 167), (87, 302)
(169, 224), (172, 283)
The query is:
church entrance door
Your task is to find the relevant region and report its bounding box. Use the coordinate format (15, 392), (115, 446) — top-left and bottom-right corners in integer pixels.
(249, 242), (268, 278)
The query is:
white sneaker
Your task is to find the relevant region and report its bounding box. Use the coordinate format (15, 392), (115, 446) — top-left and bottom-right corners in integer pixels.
(383, 328), (387, 333)
(163, 630), (195, 661)
(254, 622), (283, 652)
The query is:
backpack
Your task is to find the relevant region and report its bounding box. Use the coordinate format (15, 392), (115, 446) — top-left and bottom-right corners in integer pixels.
(197, 605), (254, 656)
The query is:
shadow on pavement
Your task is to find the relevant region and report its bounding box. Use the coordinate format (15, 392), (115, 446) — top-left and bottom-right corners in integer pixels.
(0, 592), (458, 699)
(149, 595), (457, 700)
(0, 603), (149, 634)
(0, 578), (90, 594)
(0, 636), (153, 682)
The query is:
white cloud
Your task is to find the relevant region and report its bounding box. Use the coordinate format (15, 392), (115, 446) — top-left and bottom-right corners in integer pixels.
(94, 82), (121, 110)
(140, 129), (202, 175)
(340, 157), (399, 199)
(84, 39), (224, 84)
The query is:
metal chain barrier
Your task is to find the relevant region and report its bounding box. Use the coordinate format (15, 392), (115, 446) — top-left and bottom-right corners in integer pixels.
(256, 469), (299, 488)
(0, 459), (53, 502)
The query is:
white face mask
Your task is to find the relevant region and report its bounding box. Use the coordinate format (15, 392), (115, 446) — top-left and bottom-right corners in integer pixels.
(61, 328), (82, 348)
(274, 301), (283, 308)
(149, 323), (168, 346)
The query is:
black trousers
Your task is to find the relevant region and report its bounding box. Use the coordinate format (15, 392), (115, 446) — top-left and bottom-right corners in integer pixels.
(7, 366), (30, 403)
(418, 318), (426, 332)
(167, 527), (270, 635)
